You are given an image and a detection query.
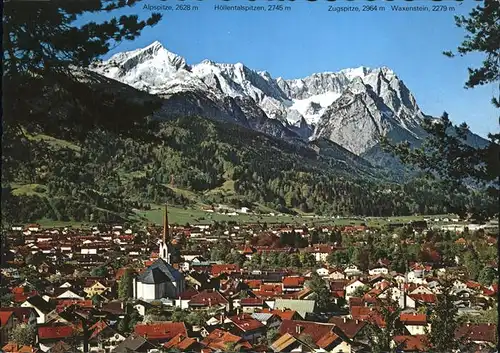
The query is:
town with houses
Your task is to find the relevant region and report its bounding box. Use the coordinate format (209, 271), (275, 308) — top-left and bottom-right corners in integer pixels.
(0, 207), (498, 353)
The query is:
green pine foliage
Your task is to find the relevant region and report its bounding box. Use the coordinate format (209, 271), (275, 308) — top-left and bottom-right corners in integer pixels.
(3, 116), (494, 225)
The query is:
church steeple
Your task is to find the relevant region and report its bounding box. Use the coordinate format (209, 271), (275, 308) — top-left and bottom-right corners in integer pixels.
(160, 204), (171, 263)
(163, 204), (169, 244)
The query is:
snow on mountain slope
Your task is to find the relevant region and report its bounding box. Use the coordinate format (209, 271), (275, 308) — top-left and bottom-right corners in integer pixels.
(90, 41), (435, 158)
(288, 92), (342, 124)
(191, 60), (290, 121)
(93, 41), (208, 94)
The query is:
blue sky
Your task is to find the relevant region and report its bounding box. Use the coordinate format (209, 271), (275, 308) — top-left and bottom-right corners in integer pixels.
(88, 0), (497, 138)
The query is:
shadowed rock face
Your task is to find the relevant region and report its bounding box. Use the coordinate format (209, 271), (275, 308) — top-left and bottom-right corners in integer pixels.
(313, 77), (426, 156)
(91, 42), (487, 167)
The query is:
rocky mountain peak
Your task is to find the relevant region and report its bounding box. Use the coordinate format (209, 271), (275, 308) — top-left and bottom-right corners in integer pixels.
(90, 42), (433, 158)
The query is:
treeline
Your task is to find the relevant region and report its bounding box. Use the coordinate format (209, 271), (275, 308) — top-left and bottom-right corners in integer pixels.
(2, 116), (496, 224)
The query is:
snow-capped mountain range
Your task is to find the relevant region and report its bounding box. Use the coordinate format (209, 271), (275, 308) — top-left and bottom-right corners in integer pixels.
(90, 41), (459, 161)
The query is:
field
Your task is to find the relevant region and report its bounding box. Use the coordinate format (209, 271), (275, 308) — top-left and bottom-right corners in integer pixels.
(20, 183), (456, 229)
(135, 205), (314, 225)
(133, 205), (456, 227)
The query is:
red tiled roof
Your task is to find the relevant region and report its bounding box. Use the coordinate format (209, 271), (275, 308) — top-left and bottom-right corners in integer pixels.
(56, 300), (92, 308)
(279, 320), (337, 344)
(350, 306), (386, 328)
(37, 325), (74, 340)
(11, 288), (38, 303)
(330, 280), (347, 291)
(164, 334), (198, 351)
(229, 314), (264, 332)
(481, 287), (496, 296)
(366, 288), (382, 297)
(316, 330), (340, 349)
(332, 290), (345, 298)
(260, 284), (282, 293)
(455, 323), (497, 343)
(409, 293), (437, 303)
(375, 280), (391, 291)
(89, 320), (109, 340)
(240, 298), (264, 306)
(210, 264), (240, 277)
(393, 335), (429, 352)
(201, 329), (252, 351)
(115, 267), (134, 280)
(189, 290), (229, 307)
(178, 288), (199, 300)
(282, 276), (305, 288)
(465, 281), (482, 289)
(345, 278), (364, 287)
(134, 322), (187, 341)
(400, 313), (428, 326)
(2, 343), (38, 352)
(244, 280), (262, 289)
(328, 317), (367, 339)
(0, 308), (36, 323)
(11, 287), (24, 294)
(0, 311), (14, 327)
(242, 245), (256, 255)
(261, 309), (297, 321)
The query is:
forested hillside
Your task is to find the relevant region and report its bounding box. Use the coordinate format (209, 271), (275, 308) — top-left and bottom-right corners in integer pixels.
(2, 115), (495, 225)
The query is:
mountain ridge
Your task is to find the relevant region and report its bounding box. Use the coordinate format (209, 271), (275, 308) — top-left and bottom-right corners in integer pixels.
(91, 41), (488, 163)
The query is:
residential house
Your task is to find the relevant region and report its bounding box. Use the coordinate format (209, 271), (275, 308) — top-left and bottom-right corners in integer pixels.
(37, 323), (79, 350)
(84, 280), (111, 298)
(273, 299), (315, 320)
(173, 288), (199, 310)
(134, 322), (187, 344)
(21, 296), (55, 324)
(344, 265), (362, 278)
(278, 320), (352, 353)
(251, 313), (282, 330)
(100, 301), (127, 321)
(330, 280), (347, 305)
(409, 285), (434, 296)
(2, 343), (39, 352)
(133, 301), (153, 317)
(270, 333), (316, 352)
(200, 328), (252, 351)
(344, 279), (365, 301)
(304, 245), (337, 263)
(88, 320), (125, 353)
(316, 267), (330, 277)
(327, 269), (345, 280)
(328, 317), (368, 342)
(239, 298), (265, 313)
(282, 277), (305, 293)
(368, 267), (389, 276)
(0, 307), (38, 327)
(0, 311), (15, 345)
(392, 335), (428, 352)
(455, 323), (497, 348)
(188, 290), (230, 311)
(111, 333), (157, 353)
(210, 264), (240, 277)
(260, 309), (301, 322)
(163, 334), (201, 352)
(228, 314), (265, 342)
(400, 313), (430, 335)
(56, 289), (85, 301)
(408, 293), (436, 308)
